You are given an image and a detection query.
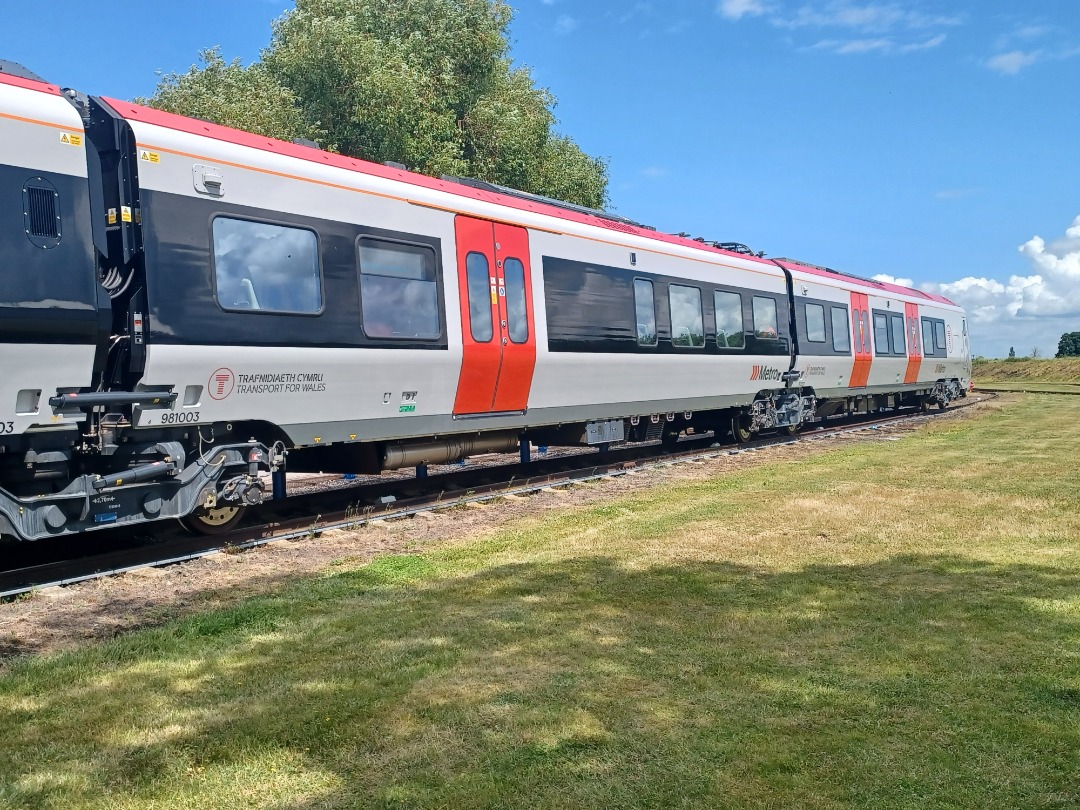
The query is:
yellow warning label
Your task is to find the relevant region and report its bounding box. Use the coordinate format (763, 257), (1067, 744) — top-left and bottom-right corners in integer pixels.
(107, 208), (117, 225)
(60, 133), (83, 146)
(139, 150), (160, 163)
(121, 206), (132, 223)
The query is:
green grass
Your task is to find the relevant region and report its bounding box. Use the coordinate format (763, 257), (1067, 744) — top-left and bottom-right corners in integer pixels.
(974, 357), (1080, 384)
(974, 381), (1080, 394)
(2, 396), (1079, 809)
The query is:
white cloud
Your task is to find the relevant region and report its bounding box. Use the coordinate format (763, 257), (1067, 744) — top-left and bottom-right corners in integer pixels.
(898, 33), (945, 52)
(554, 14), (578, 35)
(811, 32), (944, 54)
(770, 2), (962, 33)
(722, 2), (959, 55)
(641, 166), (669, 178)
(718, 0), (771, 20)
(872, 273), (914, 287)
(920, 216), (1080, 357)
(986, 50), (1040, 74)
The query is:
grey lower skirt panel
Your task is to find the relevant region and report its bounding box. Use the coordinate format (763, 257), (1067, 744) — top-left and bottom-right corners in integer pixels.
(272, 380), (947, 448)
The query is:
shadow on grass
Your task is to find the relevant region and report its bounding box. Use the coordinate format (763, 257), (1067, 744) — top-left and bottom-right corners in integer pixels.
(2, 553), (1079, 809)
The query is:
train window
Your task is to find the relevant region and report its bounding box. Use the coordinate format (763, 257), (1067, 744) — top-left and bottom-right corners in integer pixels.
(831, 306), (850, 353)
(669, 284), (704, 347)
(714, 290), (744, 348)
(357, 238), (440, 339)
(805, 303), (826, 343)
(465, 252), (493, 343)
(934, 321), (947, 354)
(922, 319), (935, 357)
(874, 313), (889, 354)
(634, 279), (657, 347)
(890, 314), (906, 355)
(213, 217), (321, 314)
(752, 296), (779, 340)
(503, 257), (528, 344)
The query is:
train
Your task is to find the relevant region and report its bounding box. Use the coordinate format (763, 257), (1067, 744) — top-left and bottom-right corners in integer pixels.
(0, 59), (970, 541)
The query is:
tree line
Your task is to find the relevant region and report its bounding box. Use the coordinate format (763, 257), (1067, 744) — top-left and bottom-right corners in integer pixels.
(141, 0), (609, 209)
(1004, 334), (1080, 359)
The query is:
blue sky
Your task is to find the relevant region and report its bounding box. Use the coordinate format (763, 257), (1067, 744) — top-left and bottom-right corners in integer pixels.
(4, 1), (1077, 357)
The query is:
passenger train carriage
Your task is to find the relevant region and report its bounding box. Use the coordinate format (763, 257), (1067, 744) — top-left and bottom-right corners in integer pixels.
(0, 60), (970, 541)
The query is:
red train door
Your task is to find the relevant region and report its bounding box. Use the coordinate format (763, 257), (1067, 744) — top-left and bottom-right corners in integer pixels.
(849, 292), (872, 387)
(453, 215), (536, 415)
(903, 302), (922, 384)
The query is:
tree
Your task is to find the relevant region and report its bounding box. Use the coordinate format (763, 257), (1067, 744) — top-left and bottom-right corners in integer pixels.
(1008, 346), (1016, 359)
(1031, 347), (1042, 358)
(141, 0), (608, 208)
(142, 49), (322, 145)
(1056, 332), (1080, 358)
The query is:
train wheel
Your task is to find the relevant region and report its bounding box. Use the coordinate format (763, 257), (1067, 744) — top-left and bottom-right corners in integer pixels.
(731, 413), (753, 443)
(782, 423), (799, 437)
(180, 503), (246, 535)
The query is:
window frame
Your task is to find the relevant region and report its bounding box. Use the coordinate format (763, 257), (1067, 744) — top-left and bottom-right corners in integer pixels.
(668, 283), (705, 349)
(920, 316), (948, 358)
(804, 302), (827, 344)
(502, 256), (529, 345)
(713, 289), (745, 350)
(464, 251), (494, 344)
(633, 278), (658, 348)
(830, 305), (851, 354)
(934, 321), (947, 355)
(873, 312), (890, 355)
(211, 214), (324, 317)
(752, 295), (780, 341)
(356, 234), (443, 341)
(889, 313), (906, 356)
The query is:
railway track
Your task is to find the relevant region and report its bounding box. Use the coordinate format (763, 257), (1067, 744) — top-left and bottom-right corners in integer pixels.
(0, 397), (989, 600)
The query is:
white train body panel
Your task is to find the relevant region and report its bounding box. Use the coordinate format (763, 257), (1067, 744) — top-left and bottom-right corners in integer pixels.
(0, 76), (98, 437)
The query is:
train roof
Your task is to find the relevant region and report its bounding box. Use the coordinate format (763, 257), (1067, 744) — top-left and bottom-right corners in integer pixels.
(15, 86), (951, 310)
(774, 258), (957, 306)
(0, 61), (63, 96)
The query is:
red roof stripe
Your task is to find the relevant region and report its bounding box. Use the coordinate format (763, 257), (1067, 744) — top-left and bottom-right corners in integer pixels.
(102, 97), (777, 258)
(0, 70), (62, 96)
(100, 97), (955, 307)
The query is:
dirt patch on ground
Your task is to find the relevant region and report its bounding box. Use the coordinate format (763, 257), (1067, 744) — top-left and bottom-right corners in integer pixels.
(0, 399), (998, 667)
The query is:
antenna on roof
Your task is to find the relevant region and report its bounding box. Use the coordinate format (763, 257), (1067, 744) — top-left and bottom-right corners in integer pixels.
(715, 242), (765, 257)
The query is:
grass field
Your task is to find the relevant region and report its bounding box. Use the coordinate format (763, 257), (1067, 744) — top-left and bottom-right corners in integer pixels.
(1, 396), (1079, 809)
(974, 357), (1080, 384)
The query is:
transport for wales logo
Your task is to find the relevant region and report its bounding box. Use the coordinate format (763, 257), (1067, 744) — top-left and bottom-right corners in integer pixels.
(749, 365), (783, 382)
(209, 368), (236, 400)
